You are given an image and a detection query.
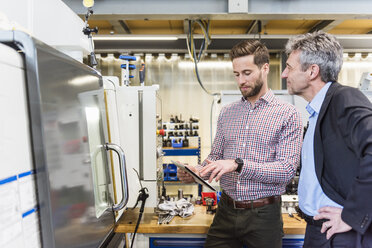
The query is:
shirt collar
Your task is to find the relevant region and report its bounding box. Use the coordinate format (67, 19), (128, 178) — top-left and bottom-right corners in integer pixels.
(306, 82), (332, 116)
(261, 90), (275, 104)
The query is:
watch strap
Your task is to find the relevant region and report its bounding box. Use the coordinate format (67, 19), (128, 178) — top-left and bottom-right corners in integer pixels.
(235, 158), (243, 173)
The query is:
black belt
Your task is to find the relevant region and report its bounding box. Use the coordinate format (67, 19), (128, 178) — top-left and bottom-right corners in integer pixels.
(297, 208), (328, 227)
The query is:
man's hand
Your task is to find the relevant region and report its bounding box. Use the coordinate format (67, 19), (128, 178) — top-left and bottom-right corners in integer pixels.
(199, 159), (238, 183)
(176, 162), (197, 183)
(314, 206), (352, 239)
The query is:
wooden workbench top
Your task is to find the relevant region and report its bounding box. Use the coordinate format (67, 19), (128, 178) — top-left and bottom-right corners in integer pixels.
(115, 206), (306, 235)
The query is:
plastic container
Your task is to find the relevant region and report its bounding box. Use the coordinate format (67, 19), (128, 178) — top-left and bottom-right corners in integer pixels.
(171, 138), (183, 148)
(201, 192), (217, 206)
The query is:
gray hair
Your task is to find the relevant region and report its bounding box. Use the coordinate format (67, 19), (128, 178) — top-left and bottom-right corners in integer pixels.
(285, 31), (343, 83)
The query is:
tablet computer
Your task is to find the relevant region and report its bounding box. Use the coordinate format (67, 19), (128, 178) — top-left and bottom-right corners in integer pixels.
(171, 160), (217, 191)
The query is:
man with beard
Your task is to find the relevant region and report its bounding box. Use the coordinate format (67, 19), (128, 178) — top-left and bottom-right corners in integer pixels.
(177, 40), (303, 248)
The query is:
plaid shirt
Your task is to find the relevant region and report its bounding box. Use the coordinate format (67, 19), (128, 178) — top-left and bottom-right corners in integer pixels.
(201, 90), (302, 201)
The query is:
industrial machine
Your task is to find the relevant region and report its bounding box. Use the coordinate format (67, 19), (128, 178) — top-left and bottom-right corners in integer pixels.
(103, 77), (163, 208)
(359, 72), (372, 102)
(0, 30), (129, 248)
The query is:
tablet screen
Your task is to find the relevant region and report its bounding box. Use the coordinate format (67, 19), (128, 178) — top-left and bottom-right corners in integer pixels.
(171, 160), (217, 191)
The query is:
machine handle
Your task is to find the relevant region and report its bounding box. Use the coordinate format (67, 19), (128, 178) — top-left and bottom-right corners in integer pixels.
(104, 143), (129, 211)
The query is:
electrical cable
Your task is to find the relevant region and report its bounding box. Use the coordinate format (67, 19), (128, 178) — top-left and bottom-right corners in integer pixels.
(130, 169), (149, 248)
(195, 20), (210, 61)
(185, 19), (220, 97)
(209, 96), (220, 147)
(186, 20), (210, 63)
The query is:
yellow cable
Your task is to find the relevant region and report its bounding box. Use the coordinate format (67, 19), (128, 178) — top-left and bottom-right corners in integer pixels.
(104, 90), (119, 217)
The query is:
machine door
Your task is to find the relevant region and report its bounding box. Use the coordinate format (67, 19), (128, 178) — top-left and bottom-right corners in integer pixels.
(36, 48), (116, 248)
(0, 31), (119, 248)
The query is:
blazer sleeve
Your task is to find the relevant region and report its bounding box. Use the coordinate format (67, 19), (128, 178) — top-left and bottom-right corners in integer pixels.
(333, 87), (372, 234)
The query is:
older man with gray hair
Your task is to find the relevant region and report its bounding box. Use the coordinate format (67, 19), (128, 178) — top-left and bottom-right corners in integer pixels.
(282, 31), (372, 247)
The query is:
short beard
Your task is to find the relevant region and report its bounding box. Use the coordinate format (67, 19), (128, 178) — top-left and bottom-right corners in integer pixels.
(241, 73), (264, 99)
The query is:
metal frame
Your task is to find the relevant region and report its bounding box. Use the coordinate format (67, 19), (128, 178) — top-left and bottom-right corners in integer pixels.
(93, 34), (372, 53)
(0, 30), (56, 248)
(0, 30), (118, 248)
(63, 0), (372, 19)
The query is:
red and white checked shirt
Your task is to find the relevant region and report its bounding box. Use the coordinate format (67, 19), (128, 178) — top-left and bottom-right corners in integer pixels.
(201, 90), (302, 201)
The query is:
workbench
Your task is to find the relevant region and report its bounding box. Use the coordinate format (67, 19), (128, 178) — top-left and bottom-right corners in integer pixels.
(115, 206), (306, 247)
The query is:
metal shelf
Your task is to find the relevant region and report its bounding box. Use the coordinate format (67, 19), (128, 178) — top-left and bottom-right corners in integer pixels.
(163, 148), (200, 156)
(162, 137), (202, 195)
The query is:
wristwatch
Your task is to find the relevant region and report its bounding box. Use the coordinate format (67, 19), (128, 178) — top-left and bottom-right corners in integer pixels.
(234, 158), (244, 173)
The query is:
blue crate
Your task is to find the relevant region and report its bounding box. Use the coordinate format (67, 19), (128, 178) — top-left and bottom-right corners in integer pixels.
(216, 191), (222, 203)
(163, 166), (179, 181)
(163, 173), (169, 181)
(167, 172), (178, 181)
(171, 138), (183, 148)
(163, 164), (168, 172)
(167, 163), (177, 173)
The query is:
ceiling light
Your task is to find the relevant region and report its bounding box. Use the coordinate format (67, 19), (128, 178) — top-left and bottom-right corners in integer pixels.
(93, 36), (179, 41)
(178, 61), (232, 69)
(83, 0), (94, 8)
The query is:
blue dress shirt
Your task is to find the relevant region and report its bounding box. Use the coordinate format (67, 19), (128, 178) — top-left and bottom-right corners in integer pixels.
(298, 82), (343, 216)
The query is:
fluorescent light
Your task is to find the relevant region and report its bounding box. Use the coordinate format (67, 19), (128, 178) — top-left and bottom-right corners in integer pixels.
(178, 61), (232, 69)
(93, 36), (179, 41)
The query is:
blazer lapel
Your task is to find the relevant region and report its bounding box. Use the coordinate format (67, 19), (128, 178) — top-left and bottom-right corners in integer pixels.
(313, 82), (341, 182)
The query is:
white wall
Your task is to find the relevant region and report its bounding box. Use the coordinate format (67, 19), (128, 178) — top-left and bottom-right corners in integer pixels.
(0, 0), (90, 61)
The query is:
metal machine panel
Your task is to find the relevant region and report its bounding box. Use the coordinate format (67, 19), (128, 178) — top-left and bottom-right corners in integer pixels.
(359, 72), (372, 102)
(105, 84), (160, 207)
(103, 76), (125, 221)
(212, 90), (309, 142)
(116, 86), (141, 208)
(0, 31), (117, 248)
(142, 87), (158, 181)
(218, 90), (309, 126)
(0, 43), (40, 248)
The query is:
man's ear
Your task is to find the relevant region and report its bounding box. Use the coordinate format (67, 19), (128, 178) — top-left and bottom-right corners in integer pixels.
(309, 64), (320, 80)
(262, 63), (270, 73)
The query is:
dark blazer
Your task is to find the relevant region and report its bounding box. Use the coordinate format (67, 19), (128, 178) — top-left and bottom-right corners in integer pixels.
(314, 82), (372, 235)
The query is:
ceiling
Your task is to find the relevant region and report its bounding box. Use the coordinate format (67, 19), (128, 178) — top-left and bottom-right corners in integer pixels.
(62, 0), (372, 53)
(86, 19), (372, 36)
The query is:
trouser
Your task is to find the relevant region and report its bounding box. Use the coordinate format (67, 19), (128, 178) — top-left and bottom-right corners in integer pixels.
(204, 195), (283, 248)
(304, 222), (372, 248)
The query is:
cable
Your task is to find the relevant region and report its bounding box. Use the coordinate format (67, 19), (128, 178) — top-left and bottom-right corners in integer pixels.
(130, 169), (149, 248)
(185, 19), (220, 97)
(186, 20), (211, 63)
(210, 97), (216, 147)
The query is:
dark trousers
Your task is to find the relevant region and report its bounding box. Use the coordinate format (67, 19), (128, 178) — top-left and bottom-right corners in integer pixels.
(304, 223), (372, 248)
(204, 195), (283, 248)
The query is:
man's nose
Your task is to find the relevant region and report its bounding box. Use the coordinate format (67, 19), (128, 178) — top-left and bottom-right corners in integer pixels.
(281, 68), (288, 79)
(237, 75), (246, 85)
